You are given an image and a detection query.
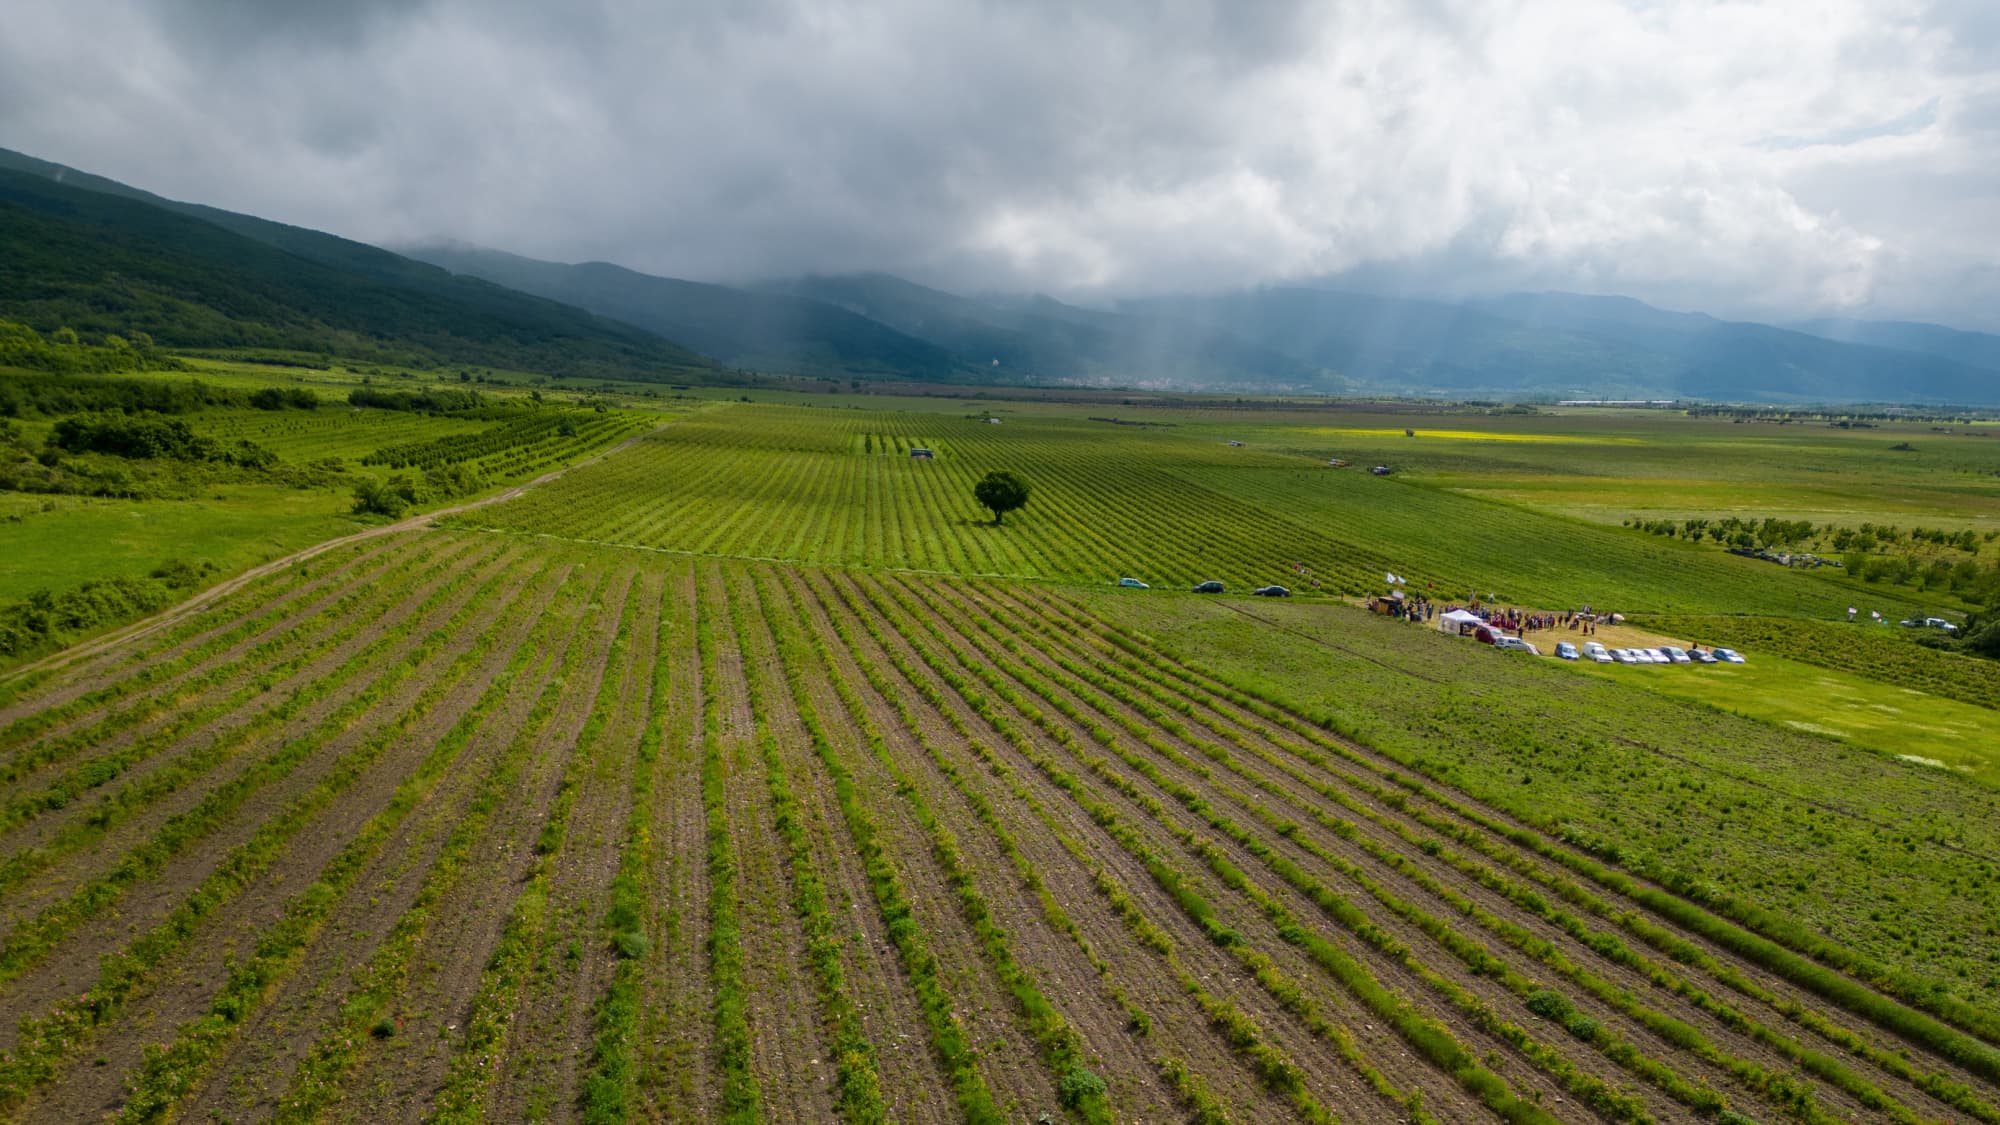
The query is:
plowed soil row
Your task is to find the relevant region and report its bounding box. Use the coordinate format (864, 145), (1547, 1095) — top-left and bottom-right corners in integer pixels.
(790, 566), (1329, 1123)
(7, 546), (568, 1120)
(172, 558), (595, 1123)
(0, 533), (466, 766)
(841, 570), (1505, 1123)
(725, 566), (966, 1123)
(0, 539), (518, 937)
(10, 533), (1996, 1124)
(1014, 579), (2000, 1119)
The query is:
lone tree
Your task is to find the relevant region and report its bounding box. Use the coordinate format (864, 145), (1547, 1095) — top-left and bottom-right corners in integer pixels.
(974, 469), (1030, 525)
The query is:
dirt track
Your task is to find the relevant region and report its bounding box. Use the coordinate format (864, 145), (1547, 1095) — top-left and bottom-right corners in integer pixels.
(0, 422), (667, 684)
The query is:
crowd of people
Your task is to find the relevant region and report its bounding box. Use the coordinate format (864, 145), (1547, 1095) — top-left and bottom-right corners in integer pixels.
(1365, 594), (1435, 621)
(1437, 602), (1620, 636)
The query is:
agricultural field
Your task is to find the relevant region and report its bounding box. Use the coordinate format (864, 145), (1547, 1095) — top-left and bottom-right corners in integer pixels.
(1196, 408), (2000, 537)
(0, 363), (677, 662)
(2, 393), (1997, 1123)
(0, 530), (1997, 1124)
(450, 402), (1922, 618)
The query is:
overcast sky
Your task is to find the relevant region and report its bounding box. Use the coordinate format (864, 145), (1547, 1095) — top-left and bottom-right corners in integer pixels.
(5, 0), (1999, 328)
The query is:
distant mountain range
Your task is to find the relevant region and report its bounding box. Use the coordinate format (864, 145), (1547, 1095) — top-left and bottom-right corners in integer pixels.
(0, 148), (719, 382)
(5, 144), (2000, 403)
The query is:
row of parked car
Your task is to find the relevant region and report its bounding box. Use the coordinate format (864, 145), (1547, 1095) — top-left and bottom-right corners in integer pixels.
(1118, 578), (1293, 597)
(1539, 639), (1744, 665)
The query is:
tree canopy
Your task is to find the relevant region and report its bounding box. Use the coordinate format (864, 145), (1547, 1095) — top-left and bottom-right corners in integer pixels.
(973, 469), (1029, 525)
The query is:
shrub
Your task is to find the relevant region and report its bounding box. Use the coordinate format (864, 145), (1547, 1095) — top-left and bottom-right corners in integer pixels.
(1524, 989), (1573, 1022)
(1057, 1065), (1107, 1109)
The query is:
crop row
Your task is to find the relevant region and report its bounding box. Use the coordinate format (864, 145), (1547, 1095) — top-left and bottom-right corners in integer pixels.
(126, 564), (613, 1122)
(464, 421), (1390, 594)
(1013, 585), (2000, 1122)
(0, 533), (470, 793)
(0, 538), (519, 996)
(457, 401), (1870, 615)
(0, 531), (433, 732)
(0, 544), (567, 1111)
(802, 565), (1426, 1122)
(1012, 583), (2000, 1102)
(7, 534), (1991, 1119)
(942, 576), (2000, 1122)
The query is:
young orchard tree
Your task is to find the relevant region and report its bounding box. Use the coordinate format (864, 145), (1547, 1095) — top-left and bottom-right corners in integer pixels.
(974, 469), (1030, 525)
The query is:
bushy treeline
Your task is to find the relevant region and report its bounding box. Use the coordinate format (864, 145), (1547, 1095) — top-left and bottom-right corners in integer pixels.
(0, 417), (318, 500)
(351, 464), (486, 517)
(248, 386), (319, 410)
(0, 558), (215, 659)
(0, 319), (181, 375)
(47, 414), (276, 467)
(1630, 513), (1998, 598)
(346, 386), (483, 413)
(0, 370), (242, 418)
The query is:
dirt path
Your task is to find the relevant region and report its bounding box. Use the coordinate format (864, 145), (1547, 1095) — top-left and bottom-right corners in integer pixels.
(0, 421), (669, 686)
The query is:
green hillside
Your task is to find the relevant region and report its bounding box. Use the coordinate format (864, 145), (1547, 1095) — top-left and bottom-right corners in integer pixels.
(0, 164), (719, 383)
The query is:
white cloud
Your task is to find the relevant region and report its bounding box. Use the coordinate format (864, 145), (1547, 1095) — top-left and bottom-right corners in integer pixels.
(3, 0), (1998, 326)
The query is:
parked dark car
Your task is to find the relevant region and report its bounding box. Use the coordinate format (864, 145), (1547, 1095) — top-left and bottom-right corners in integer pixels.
(1192, 580), (1225, 593)
(1252, 585), (1291, 597)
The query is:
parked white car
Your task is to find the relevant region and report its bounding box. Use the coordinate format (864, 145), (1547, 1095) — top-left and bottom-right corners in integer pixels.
(1659, 646), (1692, 664)
(1493, 636), (1541, 655)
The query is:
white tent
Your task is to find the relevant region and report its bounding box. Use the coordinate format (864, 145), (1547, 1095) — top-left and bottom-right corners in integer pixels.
(1437, 608), (1483, 635)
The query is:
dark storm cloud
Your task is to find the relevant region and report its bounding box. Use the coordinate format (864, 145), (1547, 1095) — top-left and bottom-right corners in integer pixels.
(4, 0), (1999, 327)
